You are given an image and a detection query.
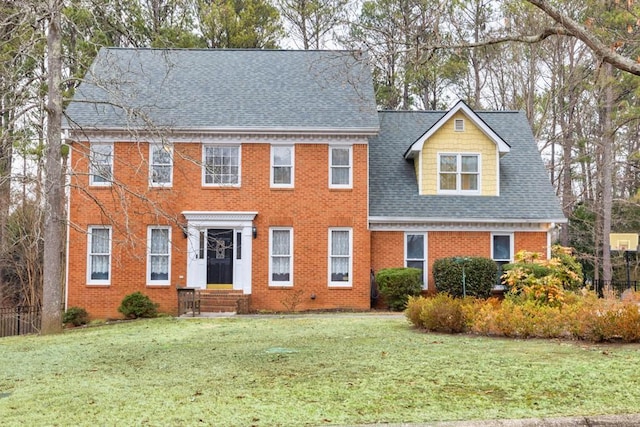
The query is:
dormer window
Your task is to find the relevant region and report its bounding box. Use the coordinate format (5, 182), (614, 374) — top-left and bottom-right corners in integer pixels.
(438, 153), (480, 194)
(454, 119), (465, 132)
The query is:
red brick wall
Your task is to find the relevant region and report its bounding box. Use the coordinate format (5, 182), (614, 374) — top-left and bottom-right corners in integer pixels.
(67, 141), (371, 318)
(515, 232), (548, 259)
(371, 232), (404, 272)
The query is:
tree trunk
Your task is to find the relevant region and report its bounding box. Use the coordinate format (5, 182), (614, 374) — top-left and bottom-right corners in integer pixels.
(41, 0), (64, 335)
(600, 62), (613, 282)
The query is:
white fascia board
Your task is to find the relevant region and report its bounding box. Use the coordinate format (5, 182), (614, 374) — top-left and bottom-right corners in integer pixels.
(369, 216), (567, 224)
(65, 126), (380, 137)
(66, 129), (375, 145)
(370, 221), (558, 233)
(404, 100), (511, 159)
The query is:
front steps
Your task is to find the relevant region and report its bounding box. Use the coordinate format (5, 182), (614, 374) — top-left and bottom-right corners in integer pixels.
(198, 290), (250, 314)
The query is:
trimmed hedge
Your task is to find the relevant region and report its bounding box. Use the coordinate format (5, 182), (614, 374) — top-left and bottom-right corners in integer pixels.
(375, 267), (423, 311)
(433, 256), (497, 299)
(406, 290), (640, 343)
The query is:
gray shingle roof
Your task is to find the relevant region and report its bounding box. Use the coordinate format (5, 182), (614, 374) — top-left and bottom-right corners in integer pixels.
(369, 111), (566, 222)
(64, 48), (379, 132)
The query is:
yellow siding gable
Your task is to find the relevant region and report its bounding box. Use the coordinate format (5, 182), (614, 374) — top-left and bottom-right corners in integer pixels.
(419, 112), (498, 196)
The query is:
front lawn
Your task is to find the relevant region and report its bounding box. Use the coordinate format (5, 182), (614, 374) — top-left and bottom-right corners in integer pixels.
(1, 315), (640, 426)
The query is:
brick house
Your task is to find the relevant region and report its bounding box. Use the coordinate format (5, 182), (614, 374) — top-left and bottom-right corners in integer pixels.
(63, 48), (565, 318)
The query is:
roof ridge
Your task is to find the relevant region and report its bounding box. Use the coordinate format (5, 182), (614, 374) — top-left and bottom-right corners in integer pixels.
(102, 47), (359, 53)
(377, 109), (522, 114)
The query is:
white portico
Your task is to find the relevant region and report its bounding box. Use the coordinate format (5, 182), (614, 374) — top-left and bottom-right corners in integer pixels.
(182, 211), (257, 294)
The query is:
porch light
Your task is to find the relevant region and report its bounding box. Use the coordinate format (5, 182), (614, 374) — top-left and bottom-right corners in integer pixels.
(252, 226), (257, 239)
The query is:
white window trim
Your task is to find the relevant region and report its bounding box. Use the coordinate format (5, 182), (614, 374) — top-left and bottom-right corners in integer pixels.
(454, 118), (465, 132)
(149, 144), (173, 187)
(89, 143), (113, 187)
(87, 226), (112, 285)
(404, 232), (428, 289)
(329, 146), (353, 189)
(491, 232), (514, 262)
(328, 227), (352, 288)
(202, 144), (241, 187)
(270, 145), (294, 188)
(269, 227), (293, 287)
(437, 152), (481, 195)
(147, 226), (171, 286)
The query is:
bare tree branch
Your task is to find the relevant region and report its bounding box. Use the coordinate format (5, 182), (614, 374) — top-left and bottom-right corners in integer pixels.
(426, 25), (573, 50)
(525, 0), (640, 76)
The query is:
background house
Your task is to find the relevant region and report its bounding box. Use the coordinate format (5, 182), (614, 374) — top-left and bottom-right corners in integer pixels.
(64, 48), (564, 317)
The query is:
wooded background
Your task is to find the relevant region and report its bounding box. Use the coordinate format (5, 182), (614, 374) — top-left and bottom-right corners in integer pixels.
(1, 0), (638, 333)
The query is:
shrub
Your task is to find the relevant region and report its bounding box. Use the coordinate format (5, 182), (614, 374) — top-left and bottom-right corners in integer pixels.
(418, 293), (467, 333)
(433, 257), (497, 299)
(118, 292), (159, 319)
(571, 294), (640, 342)
(405, 295), (426, 327)
(502, 247), (583, 306)
(376, 268), (423, 311)
(550, 245), (583, 291)
(409, 288), (640, 343)
(466, 298), (501, 335)
(63, 306), (89, 326)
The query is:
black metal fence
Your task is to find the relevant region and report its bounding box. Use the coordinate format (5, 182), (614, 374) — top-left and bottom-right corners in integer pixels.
(0, 306), (41, 338)
(591, 280), (639, 297)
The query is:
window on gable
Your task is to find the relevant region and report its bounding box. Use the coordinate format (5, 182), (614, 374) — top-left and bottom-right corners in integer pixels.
(203, 145), (240, 186)
(271, 145), (294, 187)
(270, 228), (293, 286)
(150, 144), (173, 186)
(438, 153), (479, 194)
(454, 118), (465, 131)
(90, 143), (113, 186)
(405, 233), (427, 289)
(329, 146), (352, 188)
(148, 227), (171, 285)
(87, 226), (111, 284)
(329, 228), (352, 286)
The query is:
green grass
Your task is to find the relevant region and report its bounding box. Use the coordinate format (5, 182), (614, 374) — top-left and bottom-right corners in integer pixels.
(1, 315), (640, 426)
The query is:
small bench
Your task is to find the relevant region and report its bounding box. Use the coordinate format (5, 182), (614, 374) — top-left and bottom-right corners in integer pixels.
(177, 287), (201, 316)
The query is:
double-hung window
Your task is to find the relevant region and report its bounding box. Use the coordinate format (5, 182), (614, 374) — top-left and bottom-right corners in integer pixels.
(148, 227), (171, 285)
(271, 145), (294, 187)
(203, 145), (240, 185)
(269, 228), (293, 286)
(405, 232), (427, 289)
(329, 146), (352, 188)
(329, 228), (352, 286)
(492, 233), (513, 288)
(87, 226), (111, 284)
(438, 153), (479, 194)
(90, 143), (113, 186)
(150, 144), (173, 186)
